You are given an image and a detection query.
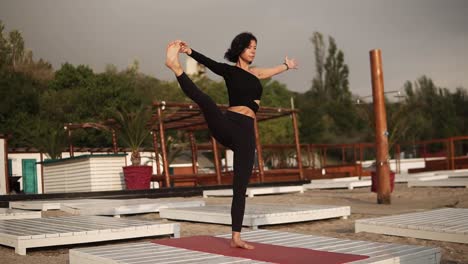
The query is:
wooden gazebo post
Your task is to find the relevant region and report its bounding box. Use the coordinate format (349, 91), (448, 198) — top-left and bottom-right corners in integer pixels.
(211, 136), (222, 185)
(111, 129), (118, 154)
(65, 124), (74, 157)
(151, 130), (161, 175)
(40, 152), (44, 194)
(157, 103), (170, 187)
(253, 117), (265, 182)
(2, 135), (10, 194)
(189, 131), (198, 175)
(291, 110), (304, 180)
(449, 137), (455, 170)
(307, 144), (313, 168)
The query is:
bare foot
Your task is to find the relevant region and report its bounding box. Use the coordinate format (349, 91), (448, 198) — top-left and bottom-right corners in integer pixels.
(230, 238), (255, 249)
(165, 41), (183, 76)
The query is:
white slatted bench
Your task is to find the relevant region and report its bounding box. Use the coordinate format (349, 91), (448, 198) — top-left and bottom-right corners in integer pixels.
(9, 199), (110, 211)
(355, 208), (468, 244)
(0, 215), (180, 255)
(160, 204), (350, 229)
(303, 179), (371, 190)
(203, 185), (304, 198)
(408, 178), (468, 188)
(0, 208), (41, 220)
(70, 229), (441, 264)
(61, 199), (205, 217)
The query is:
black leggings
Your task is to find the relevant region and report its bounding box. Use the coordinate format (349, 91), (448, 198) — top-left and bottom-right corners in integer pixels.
(177, 73), (255, 232)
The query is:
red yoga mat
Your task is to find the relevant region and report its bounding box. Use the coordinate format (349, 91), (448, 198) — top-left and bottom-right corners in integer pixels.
(153, 236), (369, 264)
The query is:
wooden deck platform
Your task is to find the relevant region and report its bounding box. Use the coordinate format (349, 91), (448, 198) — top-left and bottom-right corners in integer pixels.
(408, 178), (468, 188)
(159, 204), (350, 229)
(203, 186), (304, 198)
(0, 215), (180, 255)
(303, 178), (371, 190)
(60, 198), (205, 217)
(9, 199), (110, 211)
(70, 229), (441, 264)
(355, 208), (468, 244)
(0, 208), (41, 220)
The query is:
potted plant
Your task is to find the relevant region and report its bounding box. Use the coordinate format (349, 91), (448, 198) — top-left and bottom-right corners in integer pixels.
(113, 106), (152, 190)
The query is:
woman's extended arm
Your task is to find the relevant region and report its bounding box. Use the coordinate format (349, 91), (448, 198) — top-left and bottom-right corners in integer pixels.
(180, 42), (228, 77)
(250, 56), (298, 79)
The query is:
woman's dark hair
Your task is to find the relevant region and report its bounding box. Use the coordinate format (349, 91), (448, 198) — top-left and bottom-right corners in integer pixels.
(224, 32), (257, 63)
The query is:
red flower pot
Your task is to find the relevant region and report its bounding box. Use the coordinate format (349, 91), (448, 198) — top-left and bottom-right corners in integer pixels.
(123, 165), (152, 190)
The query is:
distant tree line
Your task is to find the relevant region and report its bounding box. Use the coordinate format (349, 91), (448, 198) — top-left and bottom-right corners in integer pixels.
(1, 22), (467, 154)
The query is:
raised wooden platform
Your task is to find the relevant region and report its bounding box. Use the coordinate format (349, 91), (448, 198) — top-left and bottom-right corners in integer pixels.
(70, 229), (441, 264)
(9, 199), (110, 211)
(408, 178), (468, 188)
(203, 186), (304, 198)
(60, 198), (205, 217)
(303, 178), (371, 190)
(0, 215), (180, 255)
(160, 204), (350, 229)
(0, 208), (41, 220)
(355, 208), (468, 244)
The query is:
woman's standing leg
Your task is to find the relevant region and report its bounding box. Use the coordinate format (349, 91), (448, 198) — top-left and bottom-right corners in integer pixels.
(230, 118), (256, 249)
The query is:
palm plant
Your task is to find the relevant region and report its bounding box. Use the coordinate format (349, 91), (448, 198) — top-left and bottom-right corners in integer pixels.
(19, 119), (67, 160)
(112, 106), (152, 166)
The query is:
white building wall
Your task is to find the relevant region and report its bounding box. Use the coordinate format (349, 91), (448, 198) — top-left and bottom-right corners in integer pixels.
(8, 153), (43, 193)
(7, 151), (164, 193)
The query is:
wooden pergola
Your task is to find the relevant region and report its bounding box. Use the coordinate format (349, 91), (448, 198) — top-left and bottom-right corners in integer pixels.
(63, 101), (304, 188)
(150, 101), (304, 187)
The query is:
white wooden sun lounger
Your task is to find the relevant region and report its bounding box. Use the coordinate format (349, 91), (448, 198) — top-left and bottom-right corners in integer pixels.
(160, 204), (350, 229)
(60, 198), (205, 217)
(0, 215), (180, 255)
(355, 208), (468, 244)
(303, 179), (372, 190)
(0, 208), (41, 220)
(203, 185), (304, 198)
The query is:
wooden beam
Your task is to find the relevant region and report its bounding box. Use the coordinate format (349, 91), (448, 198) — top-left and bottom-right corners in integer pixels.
(189, 131), (198, 175)
(291, 111), (304, 180)
(253, 117), (265, 182)
(157, 106), (170, 187)
(151, 131), (161, 175)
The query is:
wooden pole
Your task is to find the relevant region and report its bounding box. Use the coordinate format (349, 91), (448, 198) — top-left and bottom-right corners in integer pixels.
(111, 129), (118, 154)
(291, 111), (304, 180)
(253, 117), (265, 182)
(189, 131), (198, 175)
(211, 137), (222, 185)
(450, 137), (455, 170)
(224, 149), (229, 172)
(67, 128), (74, 157)
(370, 49), (391, 204)
(157, 106), (170, 187)
(40, 152), (44, 194)
(307, 144), (312, 168)
(151, 131), (161, 175)
(3, 136), (9, 194)
(396, 144), (401, 174)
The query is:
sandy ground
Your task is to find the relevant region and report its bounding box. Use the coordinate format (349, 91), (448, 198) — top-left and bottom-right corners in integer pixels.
(1, 183), (467, 264)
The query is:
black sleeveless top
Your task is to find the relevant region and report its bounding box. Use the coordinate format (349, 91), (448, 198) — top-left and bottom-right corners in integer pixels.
(189, 49), (263, 113)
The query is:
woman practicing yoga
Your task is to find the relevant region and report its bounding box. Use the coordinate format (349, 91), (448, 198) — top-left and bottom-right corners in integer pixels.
(165, 32), (298, 249)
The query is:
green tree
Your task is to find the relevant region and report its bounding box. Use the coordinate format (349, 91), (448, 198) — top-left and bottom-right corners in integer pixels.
(298, 32), (359, 144)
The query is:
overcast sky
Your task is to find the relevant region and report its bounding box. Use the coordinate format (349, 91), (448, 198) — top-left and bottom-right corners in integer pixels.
(1, 0), (467, 96)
